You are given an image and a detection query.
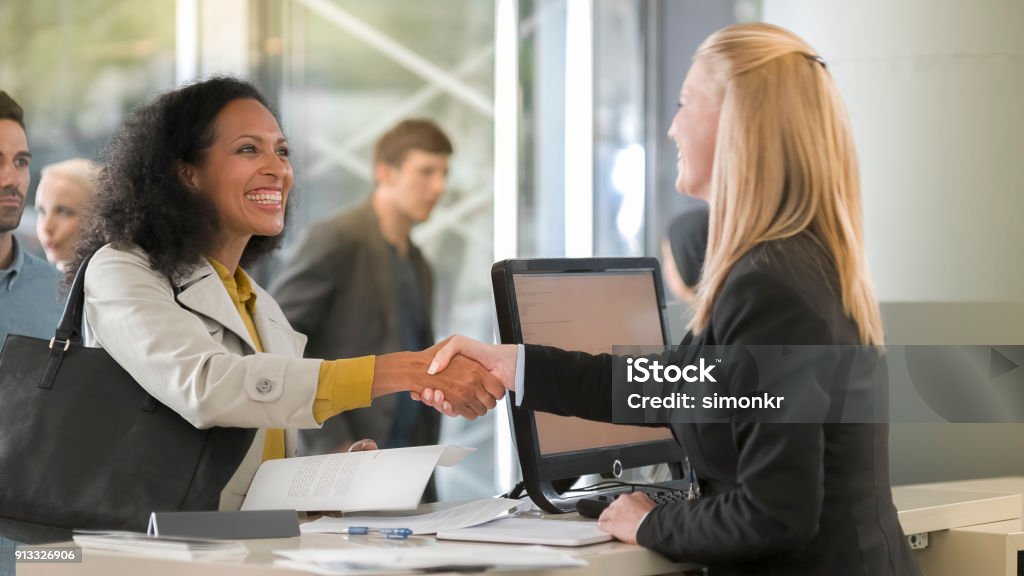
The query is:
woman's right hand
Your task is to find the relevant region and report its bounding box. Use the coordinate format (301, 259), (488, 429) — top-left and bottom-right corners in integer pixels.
(415, 336), (518, 416)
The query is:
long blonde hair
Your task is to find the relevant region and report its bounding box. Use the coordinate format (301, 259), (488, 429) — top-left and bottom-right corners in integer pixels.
(689, 23), (883, 345)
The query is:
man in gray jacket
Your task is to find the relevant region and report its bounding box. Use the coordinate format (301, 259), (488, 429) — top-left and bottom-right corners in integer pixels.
(271, 120), (452, 495)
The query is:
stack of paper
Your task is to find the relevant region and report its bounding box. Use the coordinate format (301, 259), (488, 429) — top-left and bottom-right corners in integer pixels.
(274, 545), (585, 575)
(300, 497), (529, 535)
(72, 531), (248, 561)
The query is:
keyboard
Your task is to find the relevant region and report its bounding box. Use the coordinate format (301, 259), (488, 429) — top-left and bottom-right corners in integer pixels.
(575, 487), (689, 519)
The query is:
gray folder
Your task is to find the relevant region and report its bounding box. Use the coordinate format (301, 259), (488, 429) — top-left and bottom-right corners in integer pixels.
(148, 509), (299, 539)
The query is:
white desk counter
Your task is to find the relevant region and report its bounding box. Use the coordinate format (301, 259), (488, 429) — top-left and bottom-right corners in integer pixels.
(19, 518), (699, 576)
(894, 476), (1024, 576)
(893, 486), (1021, 535)
(24, 477), (1024, 576)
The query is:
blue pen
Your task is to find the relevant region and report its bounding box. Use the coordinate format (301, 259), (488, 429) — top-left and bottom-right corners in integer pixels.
(342, 527), (413, 539)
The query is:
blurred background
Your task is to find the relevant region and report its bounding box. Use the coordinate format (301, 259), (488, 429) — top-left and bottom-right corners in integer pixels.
(2, 0), (1022, 497)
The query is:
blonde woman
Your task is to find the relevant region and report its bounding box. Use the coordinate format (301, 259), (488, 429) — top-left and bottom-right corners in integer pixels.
(35, 158), (100, 271)
(419, 23), (918, 575)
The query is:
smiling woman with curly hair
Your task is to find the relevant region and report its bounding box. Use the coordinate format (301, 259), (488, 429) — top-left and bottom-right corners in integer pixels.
(69, 78), (283, 282)
(67, 76), (505, 512)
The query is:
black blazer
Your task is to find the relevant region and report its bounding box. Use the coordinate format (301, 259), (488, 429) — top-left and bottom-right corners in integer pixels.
(521, 235), (920, 576)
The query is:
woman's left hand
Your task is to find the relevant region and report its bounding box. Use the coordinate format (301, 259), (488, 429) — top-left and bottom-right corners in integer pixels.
(597, 493), (656, 545)
(347, 439), (379, 452)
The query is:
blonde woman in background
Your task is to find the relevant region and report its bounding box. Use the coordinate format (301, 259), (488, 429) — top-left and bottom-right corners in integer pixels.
(35, 158), (100, 271)
(419, 23), (919, 575)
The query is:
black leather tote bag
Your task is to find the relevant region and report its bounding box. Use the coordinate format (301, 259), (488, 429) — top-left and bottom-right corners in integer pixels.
(0, 253), (255, 543)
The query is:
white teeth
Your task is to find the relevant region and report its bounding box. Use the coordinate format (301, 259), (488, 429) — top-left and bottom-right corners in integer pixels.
(246, 191), (282, 205)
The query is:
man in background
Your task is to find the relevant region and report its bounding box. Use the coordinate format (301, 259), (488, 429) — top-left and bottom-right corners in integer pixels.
(271, 119), (452, 498)
(662, 202), (709, 303)
(0, 91), (62, 576)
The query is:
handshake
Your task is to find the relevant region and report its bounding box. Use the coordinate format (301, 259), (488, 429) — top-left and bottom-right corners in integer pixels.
(373, 336), (518, 419)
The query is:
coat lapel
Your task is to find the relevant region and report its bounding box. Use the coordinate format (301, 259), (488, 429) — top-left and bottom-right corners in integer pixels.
(251, 285), (307, 357)
(174, 261), (259, 354)
(174, 260), (306, 357)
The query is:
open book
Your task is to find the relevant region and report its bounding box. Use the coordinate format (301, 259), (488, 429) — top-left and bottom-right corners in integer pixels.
(240, 444), (473, 512)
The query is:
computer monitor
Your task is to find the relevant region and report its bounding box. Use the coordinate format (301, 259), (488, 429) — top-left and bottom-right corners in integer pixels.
(492, 258), (687, 513)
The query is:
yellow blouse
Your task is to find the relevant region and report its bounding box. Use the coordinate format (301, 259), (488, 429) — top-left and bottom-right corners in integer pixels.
(208, 258), (374, 461)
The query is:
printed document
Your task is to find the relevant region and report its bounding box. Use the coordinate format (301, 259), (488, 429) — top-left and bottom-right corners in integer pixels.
(241, 445), (473, 512)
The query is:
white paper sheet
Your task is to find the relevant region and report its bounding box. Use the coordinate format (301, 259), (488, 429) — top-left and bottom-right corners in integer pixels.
(241, 445), (473, 512)
(274, 545), (585, 574)
(300, 497), (528, 535)
(437, 517), (613, 546)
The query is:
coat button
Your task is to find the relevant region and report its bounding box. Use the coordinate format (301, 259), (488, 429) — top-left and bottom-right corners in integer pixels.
(255, 378), (274, 394)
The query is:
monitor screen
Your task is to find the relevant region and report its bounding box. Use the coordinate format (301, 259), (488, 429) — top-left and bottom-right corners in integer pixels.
(511, 270), (674, 456)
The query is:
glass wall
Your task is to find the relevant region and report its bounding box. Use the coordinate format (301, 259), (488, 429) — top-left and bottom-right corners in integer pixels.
(516, 0), (562, 258)
(0, 0), (177, 254)
(268, 0), (496, 343)
(267, 0), (498, 499)
(592, 0), (647, 258)
(520, 0), (649, 260)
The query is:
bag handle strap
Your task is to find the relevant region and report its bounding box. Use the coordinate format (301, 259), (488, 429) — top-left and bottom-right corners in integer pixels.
(52, 252), (94, 347)
(44, 251), (165, 413)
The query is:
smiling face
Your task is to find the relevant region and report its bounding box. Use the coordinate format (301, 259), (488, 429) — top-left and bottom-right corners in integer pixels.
(183, 98), (292, 247)
(667, 58), (722, 200)
(35, 173), (89, 266)
(0, 119), (30, 234)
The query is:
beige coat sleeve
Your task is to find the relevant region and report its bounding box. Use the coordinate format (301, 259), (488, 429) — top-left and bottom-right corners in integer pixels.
(82, 245), (322, 430)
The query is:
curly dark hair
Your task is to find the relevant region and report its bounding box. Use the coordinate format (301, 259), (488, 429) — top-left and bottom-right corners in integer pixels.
(67, 76), (292, 286)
